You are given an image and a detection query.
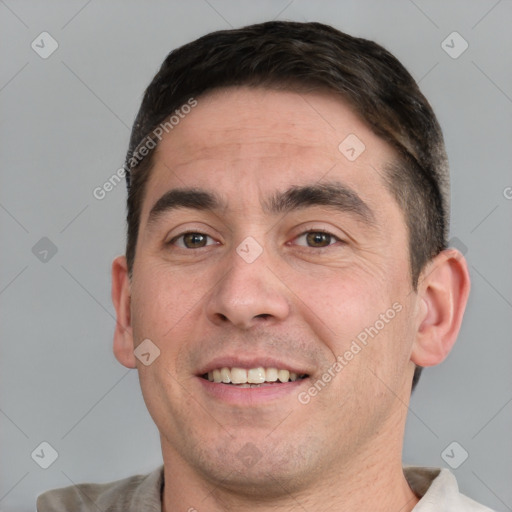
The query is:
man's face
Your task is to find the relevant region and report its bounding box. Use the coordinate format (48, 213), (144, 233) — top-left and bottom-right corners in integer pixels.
(121, 87), (421, 492)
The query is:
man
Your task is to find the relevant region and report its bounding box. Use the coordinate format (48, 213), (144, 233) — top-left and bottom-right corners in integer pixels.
(37, 20), (492, 511)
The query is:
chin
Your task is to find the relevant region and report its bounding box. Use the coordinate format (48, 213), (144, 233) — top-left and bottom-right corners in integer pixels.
(190, 435), (321, 499)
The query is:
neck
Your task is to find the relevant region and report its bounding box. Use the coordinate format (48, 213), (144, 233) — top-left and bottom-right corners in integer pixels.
(160, 410), (419, 512)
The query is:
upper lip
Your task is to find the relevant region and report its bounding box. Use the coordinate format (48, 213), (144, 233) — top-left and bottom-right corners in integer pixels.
(197, 356), (311, 376)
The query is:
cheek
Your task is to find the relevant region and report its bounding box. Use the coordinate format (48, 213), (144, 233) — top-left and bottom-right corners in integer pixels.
(129, 267), (203, 418)
(129, 268), (204, 378)
(297, 269), (390, 337)
(298, 263), (411, 375)
(131, 263), (208, 333)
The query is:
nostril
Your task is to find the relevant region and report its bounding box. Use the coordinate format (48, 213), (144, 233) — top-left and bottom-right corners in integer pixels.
(255, 314), (271, 320)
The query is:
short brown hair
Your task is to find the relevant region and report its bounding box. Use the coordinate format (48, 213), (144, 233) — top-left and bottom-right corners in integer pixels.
(123, 21), (451, 390)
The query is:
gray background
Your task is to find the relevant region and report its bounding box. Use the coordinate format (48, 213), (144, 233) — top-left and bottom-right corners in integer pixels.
(1, 1), (511, 510)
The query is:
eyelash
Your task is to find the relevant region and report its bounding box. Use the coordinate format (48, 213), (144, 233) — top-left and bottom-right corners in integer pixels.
(168, 229), (344, 250)
(168, 232), (218, 249)
(292, 229), (343, 249)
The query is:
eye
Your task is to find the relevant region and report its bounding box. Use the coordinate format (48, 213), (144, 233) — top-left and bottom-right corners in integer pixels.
(293, 230), (342, 248)
(169, 232), (217, 249)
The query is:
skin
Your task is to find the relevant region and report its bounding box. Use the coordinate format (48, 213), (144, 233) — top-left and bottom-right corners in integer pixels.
(112, 87), (470, 511)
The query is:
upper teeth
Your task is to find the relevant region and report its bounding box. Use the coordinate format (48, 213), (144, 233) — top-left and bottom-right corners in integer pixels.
(206, 367), (301, 384)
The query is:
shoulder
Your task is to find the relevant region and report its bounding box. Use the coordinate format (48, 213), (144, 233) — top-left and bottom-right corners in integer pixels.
(405, 466), (497, 512)
(36, 465), (164, 512)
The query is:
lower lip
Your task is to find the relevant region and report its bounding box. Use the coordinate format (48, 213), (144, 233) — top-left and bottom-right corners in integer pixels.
(197, 376), (307, 405)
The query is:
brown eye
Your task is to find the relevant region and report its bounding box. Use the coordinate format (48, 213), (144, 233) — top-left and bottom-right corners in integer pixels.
(171, 232), (215, 249)
(305, 232), (334, 247)
(183, 233), (207, 248)
(294, 231), (340, 249)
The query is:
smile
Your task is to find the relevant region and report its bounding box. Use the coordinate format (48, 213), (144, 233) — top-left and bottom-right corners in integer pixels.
(202, 367), (309, 386)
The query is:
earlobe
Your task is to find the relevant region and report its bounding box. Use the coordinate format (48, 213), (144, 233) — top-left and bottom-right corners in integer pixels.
(111, 255), (137, 369)
(411, 249), (471, 367)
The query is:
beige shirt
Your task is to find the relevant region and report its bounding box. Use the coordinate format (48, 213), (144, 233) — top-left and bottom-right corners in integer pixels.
(36, 465), (496, 511)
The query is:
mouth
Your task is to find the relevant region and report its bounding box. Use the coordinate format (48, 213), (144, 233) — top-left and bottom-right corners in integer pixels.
(200, 367), (309, 388)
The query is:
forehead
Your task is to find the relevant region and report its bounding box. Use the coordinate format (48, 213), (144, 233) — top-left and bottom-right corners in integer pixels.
(160, 86), (393, 158)
(141, 86), (398, 217)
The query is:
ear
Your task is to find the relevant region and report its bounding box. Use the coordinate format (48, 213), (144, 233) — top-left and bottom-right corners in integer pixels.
(111, 255), (136, 368)
(411, 249), (471, 367)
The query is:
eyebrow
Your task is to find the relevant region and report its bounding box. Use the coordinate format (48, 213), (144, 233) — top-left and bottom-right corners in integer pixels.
(264, 181), (376, 225)
(147, 188), (225, 228)
(146, 181), (376, 228)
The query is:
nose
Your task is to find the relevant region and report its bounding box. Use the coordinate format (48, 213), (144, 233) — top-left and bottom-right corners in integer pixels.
(205, 248), (291, 329)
